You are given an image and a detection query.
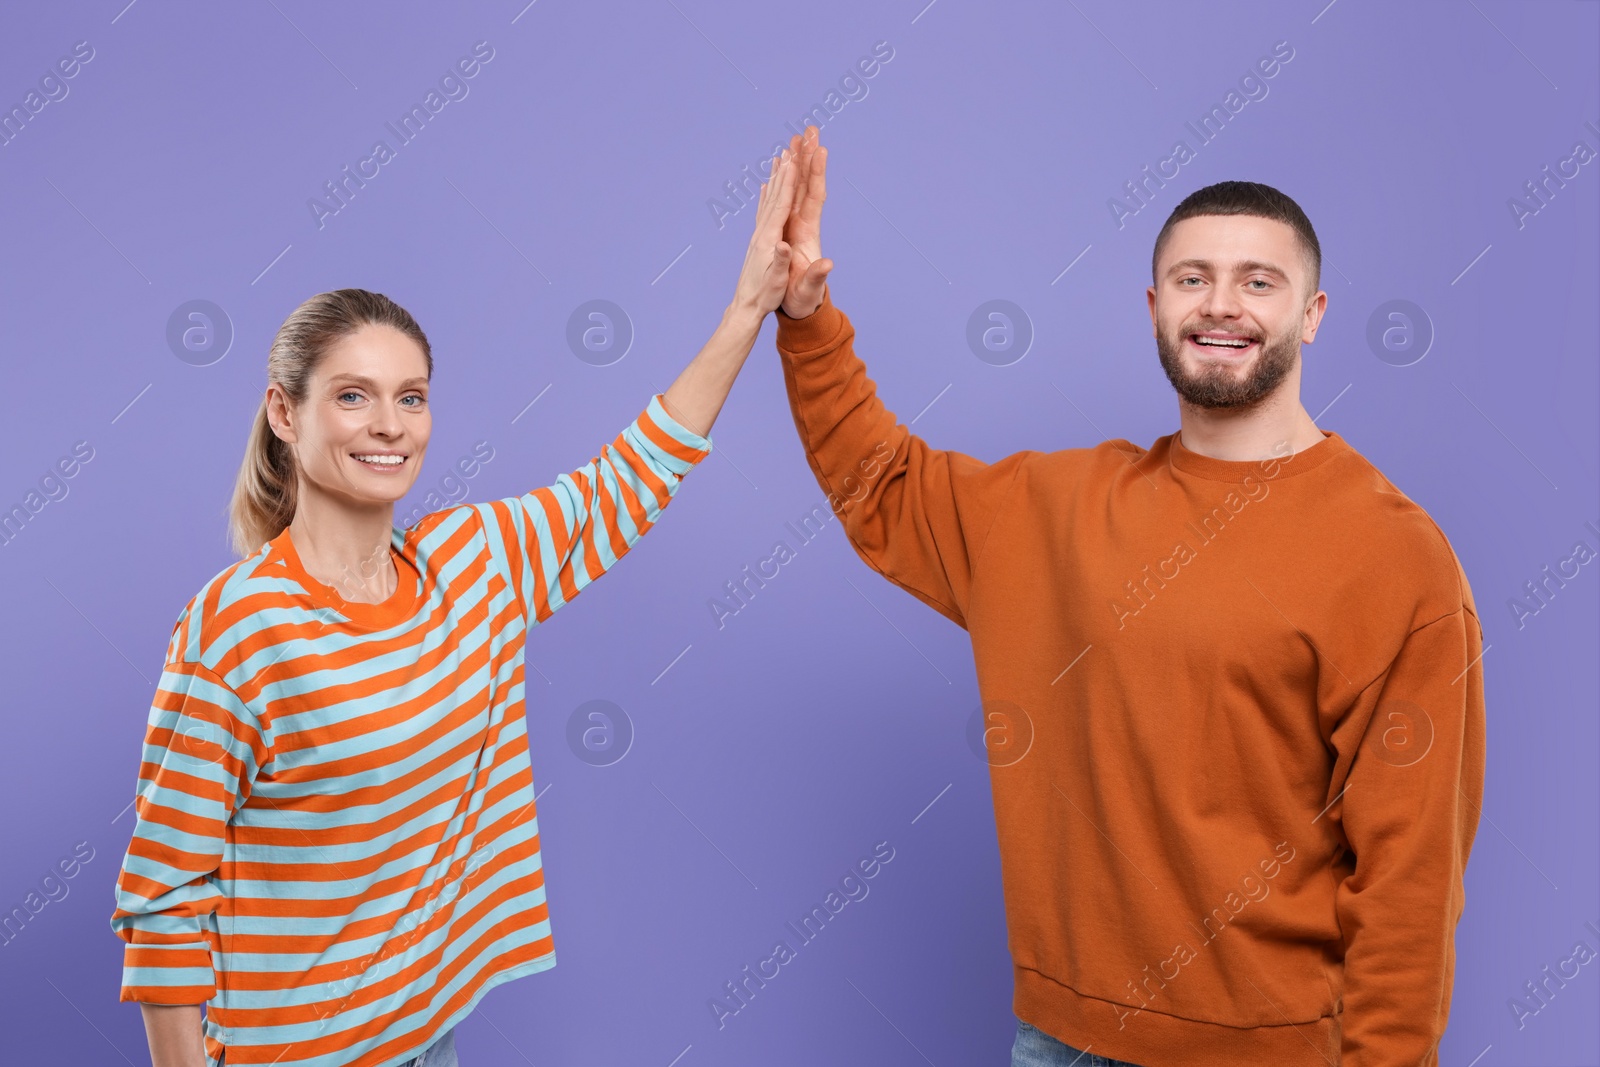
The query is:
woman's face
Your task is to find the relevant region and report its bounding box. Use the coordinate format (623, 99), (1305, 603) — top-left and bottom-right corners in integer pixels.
(270, 323), (432, 508)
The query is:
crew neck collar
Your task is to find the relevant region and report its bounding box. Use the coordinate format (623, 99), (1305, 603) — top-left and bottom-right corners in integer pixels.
(265, 526), (422, 630)
(1166, 427), (1348, 482)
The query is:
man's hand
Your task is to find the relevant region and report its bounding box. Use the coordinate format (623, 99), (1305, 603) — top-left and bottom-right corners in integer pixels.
(728, 145), (798, 319)
(780, 125), (834, 319)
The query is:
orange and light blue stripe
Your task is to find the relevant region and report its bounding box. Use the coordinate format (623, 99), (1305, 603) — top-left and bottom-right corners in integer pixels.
(111, 394), (711, 1067)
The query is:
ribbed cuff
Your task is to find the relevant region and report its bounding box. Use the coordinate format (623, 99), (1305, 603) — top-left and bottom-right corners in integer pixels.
(775, 285), (847, 356)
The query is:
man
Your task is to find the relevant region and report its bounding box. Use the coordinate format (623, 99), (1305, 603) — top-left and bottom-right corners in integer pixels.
(771, 127), (1484, 1067)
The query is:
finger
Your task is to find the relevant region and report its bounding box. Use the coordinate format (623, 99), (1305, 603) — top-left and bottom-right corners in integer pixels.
(788, 143), (810, 226)
(763, 150), (792, 231)
(754, 149), (783, 227)
(764, 150), (791, 227)
(776, 148), (800, 214)
(809, 145), (827, 208)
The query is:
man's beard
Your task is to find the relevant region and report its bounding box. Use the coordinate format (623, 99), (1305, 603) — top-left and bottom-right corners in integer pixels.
(1156, 319), (1298, 409)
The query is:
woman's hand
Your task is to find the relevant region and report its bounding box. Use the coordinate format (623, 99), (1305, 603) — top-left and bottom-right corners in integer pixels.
(781, 126), (833, 320)
(728, 146), (798, 318)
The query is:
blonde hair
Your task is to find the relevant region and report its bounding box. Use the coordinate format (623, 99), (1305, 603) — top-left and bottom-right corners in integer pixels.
(227, 289), (432, 558)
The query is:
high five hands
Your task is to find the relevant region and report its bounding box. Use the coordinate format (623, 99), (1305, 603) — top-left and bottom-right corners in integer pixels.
(780, 126), (833, 319)
(730, 126), (833, 322)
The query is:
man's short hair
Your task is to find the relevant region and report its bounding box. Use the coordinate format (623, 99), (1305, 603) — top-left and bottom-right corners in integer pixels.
(1152, 181), (1321, 301)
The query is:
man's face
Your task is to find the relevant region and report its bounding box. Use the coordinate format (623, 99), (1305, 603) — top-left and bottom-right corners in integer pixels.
(1147, 214), (1325, 410)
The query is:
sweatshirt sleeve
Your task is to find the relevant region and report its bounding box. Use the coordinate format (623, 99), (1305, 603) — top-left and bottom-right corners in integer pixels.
(774, 286), (1028, 629)
(479, 393), (713, 624)
(1329, 604), (1486, 1065)
(110, 657), (269, 1004)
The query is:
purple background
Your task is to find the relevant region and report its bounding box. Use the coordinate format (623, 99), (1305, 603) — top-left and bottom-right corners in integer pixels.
(1, 1), (1596, 1064)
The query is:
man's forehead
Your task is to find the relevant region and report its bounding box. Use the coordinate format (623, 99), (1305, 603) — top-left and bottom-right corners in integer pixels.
(1159, 216), (1304, 276)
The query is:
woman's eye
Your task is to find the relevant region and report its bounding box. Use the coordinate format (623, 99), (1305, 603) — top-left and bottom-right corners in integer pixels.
(402, 395), (425, 407)
(338, 391), (363, 403)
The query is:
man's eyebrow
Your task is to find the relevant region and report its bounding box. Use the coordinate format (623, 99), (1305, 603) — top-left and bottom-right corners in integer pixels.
(1165, 258), (1290, 281)
(327, 374), (429, 389)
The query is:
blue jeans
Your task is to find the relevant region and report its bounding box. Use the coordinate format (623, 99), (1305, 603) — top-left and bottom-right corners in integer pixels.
(1011, 1018), (1146, 1067)
(217, 1026), (456, 1066)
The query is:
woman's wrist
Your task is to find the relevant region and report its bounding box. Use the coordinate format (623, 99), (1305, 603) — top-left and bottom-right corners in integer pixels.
(721, 297), (765, 338)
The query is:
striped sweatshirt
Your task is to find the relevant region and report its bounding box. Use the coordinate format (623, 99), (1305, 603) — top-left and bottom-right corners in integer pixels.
(110, 394), (712, 1067)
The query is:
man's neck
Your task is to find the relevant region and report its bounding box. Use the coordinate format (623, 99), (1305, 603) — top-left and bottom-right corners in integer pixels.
(1176, 392), (1326, 462)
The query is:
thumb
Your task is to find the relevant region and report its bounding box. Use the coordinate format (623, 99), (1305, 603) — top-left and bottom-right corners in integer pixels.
(807, 258), (833, 284)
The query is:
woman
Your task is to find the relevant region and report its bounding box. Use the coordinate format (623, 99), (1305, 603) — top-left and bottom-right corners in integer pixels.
(110, 145), (803, 1067)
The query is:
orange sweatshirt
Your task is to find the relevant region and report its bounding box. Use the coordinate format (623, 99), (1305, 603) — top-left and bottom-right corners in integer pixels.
(775, 288), (1486, 1067)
